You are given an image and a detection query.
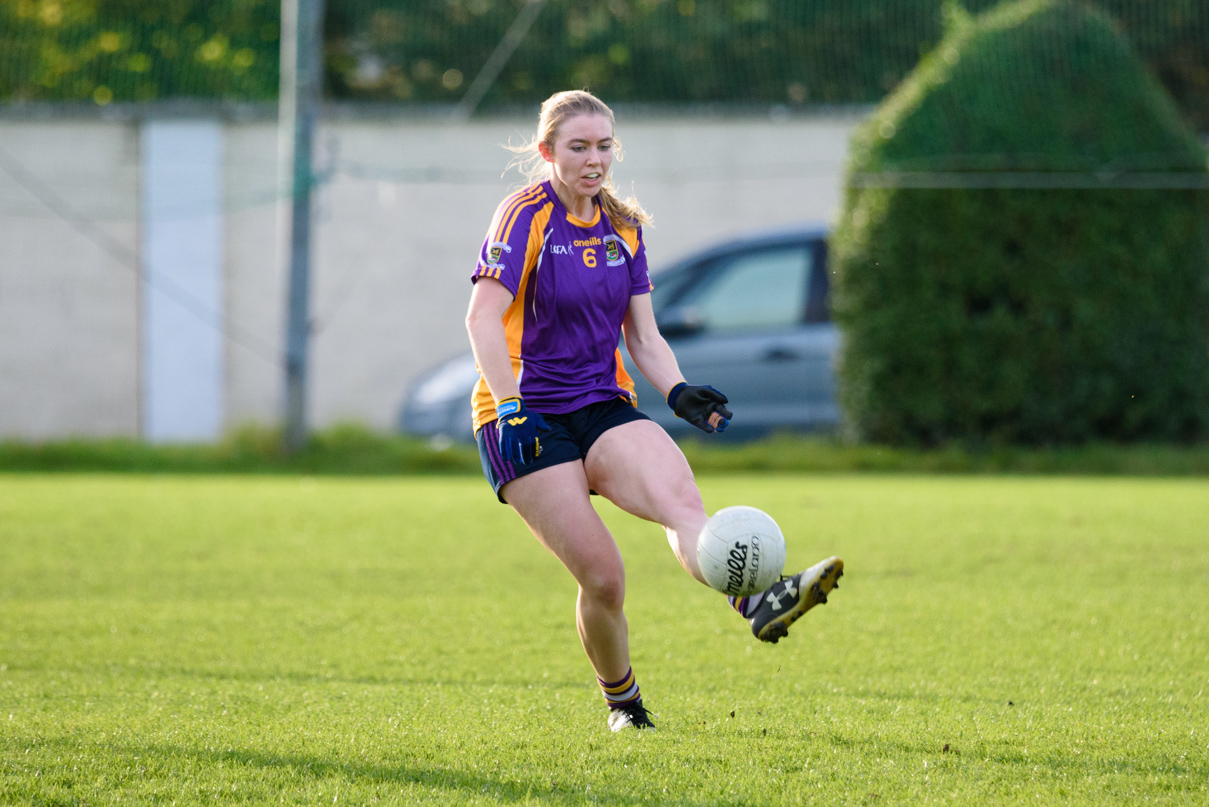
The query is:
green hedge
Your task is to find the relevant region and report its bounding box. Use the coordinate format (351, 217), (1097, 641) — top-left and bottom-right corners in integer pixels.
(832, 0), (1209, 446)
(1, 1), (1206, 130)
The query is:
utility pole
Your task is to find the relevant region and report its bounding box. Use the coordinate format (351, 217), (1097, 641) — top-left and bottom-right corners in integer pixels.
(279, 0), (324, 453)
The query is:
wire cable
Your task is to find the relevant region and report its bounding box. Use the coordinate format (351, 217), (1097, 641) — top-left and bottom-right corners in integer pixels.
(0, 141), (283, 366)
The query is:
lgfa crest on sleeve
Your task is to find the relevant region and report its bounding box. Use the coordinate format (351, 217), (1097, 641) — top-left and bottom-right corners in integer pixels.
(488, 241), (512, 265)
(604, 235), (625, 267)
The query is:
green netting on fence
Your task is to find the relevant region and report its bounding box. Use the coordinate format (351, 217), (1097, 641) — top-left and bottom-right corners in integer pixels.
(1, 1), (1206, 129)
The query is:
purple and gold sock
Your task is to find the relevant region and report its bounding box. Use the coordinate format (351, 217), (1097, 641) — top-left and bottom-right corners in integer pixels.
(727, 591), (766, 618)
(598, 667), (640, 710)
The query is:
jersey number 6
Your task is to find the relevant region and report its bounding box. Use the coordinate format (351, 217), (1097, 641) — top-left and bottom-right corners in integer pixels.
(583, 248), (596, 268)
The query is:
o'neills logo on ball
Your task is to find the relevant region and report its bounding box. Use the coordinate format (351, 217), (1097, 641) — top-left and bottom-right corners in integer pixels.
(724, 536), (761, 595)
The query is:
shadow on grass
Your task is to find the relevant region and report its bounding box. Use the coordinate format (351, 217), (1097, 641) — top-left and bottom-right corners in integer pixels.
(15, 731), (1205, 805)
(122, 742), (678, 806)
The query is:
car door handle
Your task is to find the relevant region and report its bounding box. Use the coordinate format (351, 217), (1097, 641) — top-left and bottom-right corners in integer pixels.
(761, 347), (800, 362)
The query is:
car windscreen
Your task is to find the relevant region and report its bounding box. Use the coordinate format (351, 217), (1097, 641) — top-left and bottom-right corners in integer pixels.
(671, 245), (813, 333)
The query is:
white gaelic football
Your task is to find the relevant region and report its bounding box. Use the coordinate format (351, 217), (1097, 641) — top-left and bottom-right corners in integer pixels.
(696, 506), (787, 597)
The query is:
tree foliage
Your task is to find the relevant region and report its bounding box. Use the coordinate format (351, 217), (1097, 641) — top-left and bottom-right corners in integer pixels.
(0, 0), (1205, 131)
(832, 0), (1209, 446)
(0, 0), (279, 104)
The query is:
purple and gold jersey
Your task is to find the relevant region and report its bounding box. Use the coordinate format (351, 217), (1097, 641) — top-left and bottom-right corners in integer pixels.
(470, 180), (652, 431)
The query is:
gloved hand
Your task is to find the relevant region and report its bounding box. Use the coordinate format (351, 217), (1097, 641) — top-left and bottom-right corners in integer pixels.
(496, 396), (549, 465)
(667, 382), (733, 433)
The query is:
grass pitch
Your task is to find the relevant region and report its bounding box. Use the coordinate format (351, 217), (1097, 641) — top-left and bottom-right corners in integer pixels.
(1, 474), (1206, 805)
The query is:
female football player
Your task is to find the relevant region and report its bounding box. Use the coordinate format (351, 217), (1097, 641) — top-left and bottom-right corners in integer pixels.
(465, 89), (842, 731)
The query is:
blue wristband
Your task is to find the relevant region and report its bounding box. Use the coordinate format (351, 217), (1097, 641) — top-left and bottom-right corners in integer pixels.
(496, 397), (522, 419)
(666, 382), (688, 411)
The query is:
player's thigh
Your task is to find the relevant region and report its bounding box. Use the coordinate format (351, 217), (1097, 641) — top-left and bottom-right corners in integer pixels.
(503, 460), (625, 592)
(583, 419), (704, 526)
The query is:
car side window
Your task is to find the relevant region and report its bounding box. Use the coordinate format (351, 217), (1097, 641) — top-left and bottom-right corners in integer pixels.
(678, 246), (811, 334)
(649, 267), (691, 312)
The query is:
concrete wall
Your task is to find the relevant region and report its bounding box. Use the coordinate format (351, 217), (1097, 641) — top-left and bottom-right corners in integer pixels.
(0, 108), (860, 439)
(0, 121), (141, 439)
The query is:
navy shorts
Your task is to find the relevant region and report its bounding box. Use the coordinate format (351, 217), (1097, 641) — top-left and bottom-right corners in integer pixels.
(476, 397), (651, 504)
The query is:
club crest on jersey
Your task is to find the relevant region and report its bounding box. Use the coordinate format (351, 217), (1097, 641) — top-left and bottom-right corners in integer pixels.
(604, 236), (626, 267)
(488, 241), (511, 264)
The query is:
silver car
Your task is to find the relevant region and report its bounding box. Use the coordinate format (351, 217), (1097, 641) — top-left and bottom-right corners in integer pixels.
(399, 223), (839, 442)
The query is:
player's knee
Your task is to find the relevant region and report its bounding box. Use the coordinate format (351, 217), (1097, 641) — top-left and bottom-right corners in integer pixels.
(581, 566), (626, 611)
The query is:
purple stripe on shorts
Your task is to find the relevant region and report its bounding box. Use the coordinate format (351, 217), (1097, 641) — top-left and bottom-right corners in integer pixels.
(483, 420), (516, 484)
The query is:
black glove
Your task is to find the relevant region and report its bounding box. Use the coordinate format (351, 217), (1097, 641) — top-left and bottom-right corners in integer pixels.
(496, 396), (549, 465)
(667, 382), (732, 433)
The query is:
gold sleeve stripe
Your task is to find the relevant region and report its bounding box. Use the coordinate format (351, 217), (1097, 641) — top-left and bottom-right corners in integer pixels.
(500, 190), (547, 245)
(473, 203), (555, 432)
(495, 185), (538, 225)
(491, 185), (544, 244)
(503, 207), (553, 374)
(487, 188), (533, 245)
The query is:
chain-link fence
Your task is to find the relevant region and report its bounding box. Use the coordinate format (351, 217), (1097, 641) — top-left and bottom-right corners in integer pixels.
(2, 1), (1206, 128)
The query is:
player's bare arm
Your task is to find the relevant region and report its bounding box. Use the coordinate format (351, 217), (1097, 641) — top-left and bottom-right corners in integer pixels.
(621, 292), (685, 399)
(465, 277), (520, 404)
(623, 293), (730, 432)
